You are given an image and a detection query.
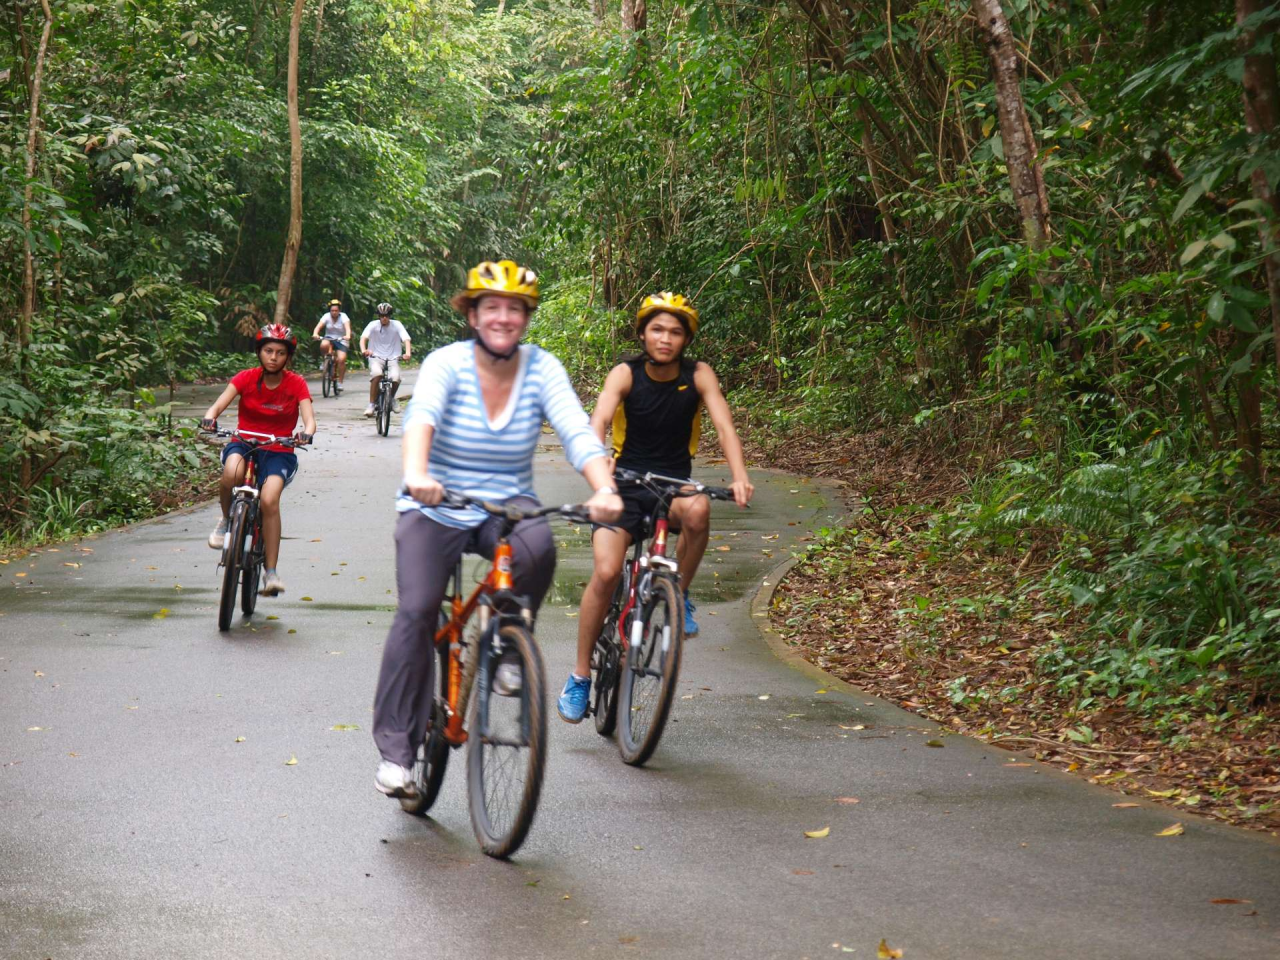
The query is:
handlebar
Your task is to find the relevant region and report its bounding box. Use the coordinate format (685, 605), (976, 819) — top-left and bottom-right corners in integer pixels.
(614, 467), (735, 502)
(397, 485), (596, 526)
(201, 427), (309, 449)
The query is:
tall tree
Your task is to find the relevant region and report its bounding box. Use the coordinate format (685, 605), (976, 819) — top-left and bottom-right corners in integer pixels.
(274, 0), (306, 326)
(621, 0), (646, 33)
(972, 0), (1051, 249)
(1236, 0), (1280, 404)
(19, 0), (54, 386)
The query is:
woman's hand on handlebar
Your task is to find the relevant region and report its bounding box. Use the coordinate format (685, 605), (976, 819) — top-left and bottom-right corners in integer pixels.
(403, 472), (445, 506)
(200, 417), (217, 432)
(293, 431), (314, 447)
(584, 488), (623, 525)
(731, 476), (754, 508)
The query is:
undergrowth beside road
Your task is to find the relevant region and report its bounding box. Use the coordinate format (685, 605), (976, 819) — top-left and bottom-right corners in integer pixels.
(729, 413), (1280, 834)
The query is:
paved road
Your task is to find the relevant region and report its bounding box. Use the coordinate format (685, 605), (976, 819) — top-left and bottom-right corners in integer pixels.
(3, 370), (1278, 959)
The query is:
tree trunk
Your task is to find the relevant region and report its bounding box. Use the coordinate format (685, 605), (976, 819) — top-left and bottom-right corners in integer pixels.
(972, 0), (1050, 248)
(274, 0), (305, 326)
(592, 0), (605, 27)
(20, 0), (53, 383)
(1236, 0), (1280, 409)
(621, 0), (646, 32)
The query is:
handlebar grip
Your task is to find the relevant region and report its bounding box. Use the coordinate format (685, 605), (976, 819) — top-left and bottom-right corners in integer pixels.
(705, 486), (735, 501)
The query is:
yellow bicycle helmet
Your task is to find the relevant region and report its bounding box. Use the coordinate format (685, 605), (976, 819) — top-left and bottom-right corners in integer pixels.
(451, 260), (540, 312)
(636, 292), (699, 338)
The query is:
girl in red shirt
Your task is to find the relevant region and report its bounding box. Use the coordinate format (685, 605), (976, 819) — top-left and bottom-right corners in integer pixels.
(201, 324), (317, 597)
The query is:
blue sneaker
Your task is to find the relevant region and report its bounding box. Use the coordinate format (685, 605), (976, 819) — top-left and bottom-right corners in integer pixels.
(557, 673), (591, 724)
(683, 595), (699, 637)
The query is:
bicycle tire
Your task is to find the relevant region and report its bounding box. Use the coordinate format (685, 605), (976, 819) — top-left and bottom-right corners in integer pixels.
(240, 521), (261, 617)
(467, 623), (546, 858)
(591, 610), (621, 737)
(401, 639), (451, 815)
(616, 575), (684, 766)
(377, 384), (391, 436)
(322, 357), (332, 398)
(218, 502), (247, 632)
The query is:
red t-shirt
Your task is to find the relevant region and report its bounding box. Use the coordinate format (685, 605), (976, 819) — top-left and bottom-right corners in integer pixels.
(229, 368), (311, 451)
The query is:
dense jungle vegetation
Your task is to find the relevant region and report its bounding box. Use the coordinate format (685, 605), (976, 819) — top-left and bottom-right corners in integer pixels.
(4, 1), (1279, 802)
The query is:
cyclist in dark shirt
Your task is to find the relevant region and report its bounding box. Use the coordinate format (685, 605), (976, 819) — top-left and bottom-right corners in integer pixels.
(557, 293), (753, 724)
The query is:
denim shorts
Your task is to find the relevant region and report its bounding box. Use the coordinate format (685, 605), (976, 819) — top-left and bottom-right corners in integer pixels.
(222, 442), (299, 487)
(324, 338), (349, 353)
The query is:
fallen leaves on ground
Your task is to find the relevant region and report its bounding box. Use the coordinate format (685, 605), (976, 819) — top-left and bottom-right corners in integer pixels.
(234, 737), (245, 743)
(878, 939), (904, 959)
(153, 608), (170, 619)
(1112, 802), (1141, 809)
(744, 424), (1280, 833)
(834, 797), (861, 804)
(331, 724), (359, 731)
(1210, 898), (1251, 905)
(1155, 823), (1184, 837)
(300, 596), (313, 602)
(803, 826), (830, 838)
(285, 756), (298, 766)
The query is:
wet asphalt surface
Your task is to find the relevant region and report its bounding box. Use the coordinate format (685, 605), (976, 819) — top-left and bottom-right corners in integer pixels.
(3, 369), (1279, 960)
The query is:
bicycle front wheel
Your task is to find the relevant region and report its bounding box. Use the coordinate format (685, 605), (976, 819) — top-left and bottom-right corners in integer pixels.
(401, 640), (451, 815)
(377, 387), (391, 436)
(322, 358), (332, 398)
(218, 503), (247, 632)
(240, 532), (261, 617)
(617, 575), (684, 766)
(467, 623), (546, 858)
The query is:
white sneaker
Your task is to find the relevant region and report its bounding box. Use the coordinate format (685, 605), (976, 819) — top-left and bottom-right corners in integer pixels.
(262, 572), (286, 596)
(364, 403), (376, 418)
(208, 517), (228, 550)
(375, 760), (416, 798)
(493, 655), (523, 697)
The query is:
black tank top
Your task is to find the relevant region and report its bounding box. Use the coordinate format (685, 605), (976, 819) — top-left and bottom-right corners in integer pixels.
(612, 358), (701, 477)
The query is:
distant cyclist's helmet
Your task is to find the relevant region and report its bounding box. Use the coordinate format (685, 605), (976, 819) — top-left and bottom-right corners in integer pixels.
(328, 299), (342, 309)
(376, 302), (394, 317)
(256, 323), (297, 356)
(451, 260), (539, 312)
(637, 292), (699, 339)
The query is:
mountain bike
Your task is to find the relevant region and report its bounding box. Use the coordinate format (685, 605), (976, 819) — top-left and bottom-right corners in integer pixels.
(397, 489), (593, 858)
(315, 335), (344, 398)
(372, 355), (398, 437)
(204, 428), (305, 632)
(590, 468), (735, 766)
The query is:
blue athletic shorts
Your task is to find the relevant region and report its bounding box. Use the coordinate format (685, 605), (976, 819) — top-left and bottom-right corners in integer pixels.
(222, 442), (298, 487)
(324, 337), (350, 353)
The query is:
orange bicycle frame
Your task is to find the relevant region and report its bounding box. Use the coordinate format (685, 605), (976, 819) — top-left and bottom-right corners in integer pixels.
(433, 540), (516, 744)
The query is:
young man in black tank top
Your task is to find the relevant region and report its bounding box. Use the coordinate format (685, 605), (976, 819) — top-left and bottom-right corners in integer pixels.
(557, 292), (754, 724)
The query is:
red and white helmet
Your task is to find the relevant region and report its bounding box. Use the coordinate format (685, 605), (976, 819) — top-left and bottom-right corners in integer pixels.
(256, 323), (297, 355)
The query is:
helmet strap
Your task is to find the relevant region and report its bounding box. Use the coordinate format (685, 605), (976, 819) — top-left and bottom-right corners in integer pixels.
(475, 333), (519, 362)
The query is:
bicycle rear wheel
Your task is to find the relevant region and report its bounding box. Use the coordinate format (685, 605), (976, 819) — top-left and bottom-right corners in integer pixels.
(591, 616), (621, 737)
(467, 623), (546, 858)
(616, 575), (684, 766)
(218, 502), (247, 632)
(401, 639), (451, 815)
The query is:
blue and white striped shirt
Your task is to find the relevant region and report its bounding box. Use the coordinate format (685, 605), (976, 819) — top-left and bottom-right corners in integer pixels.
(397, 341), (607, 529)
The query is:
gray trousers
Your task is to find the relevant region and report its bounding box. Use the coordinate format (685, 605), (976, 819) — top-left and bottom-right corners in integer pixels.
(372, 500), (555, 766)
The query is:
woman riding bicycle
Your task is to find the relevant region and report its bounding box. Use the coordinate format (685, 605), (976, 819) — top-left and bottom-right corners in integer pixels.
(201, 324), (316, 597)
(371, 259), (622, 798)
(312, 298), (352, 393)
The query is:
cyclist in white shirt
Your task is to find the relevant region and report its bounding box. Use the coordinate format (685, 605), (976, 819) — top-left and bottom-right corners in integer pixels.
(360, 302), (412, 417)
(312, 299), (352, 393)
